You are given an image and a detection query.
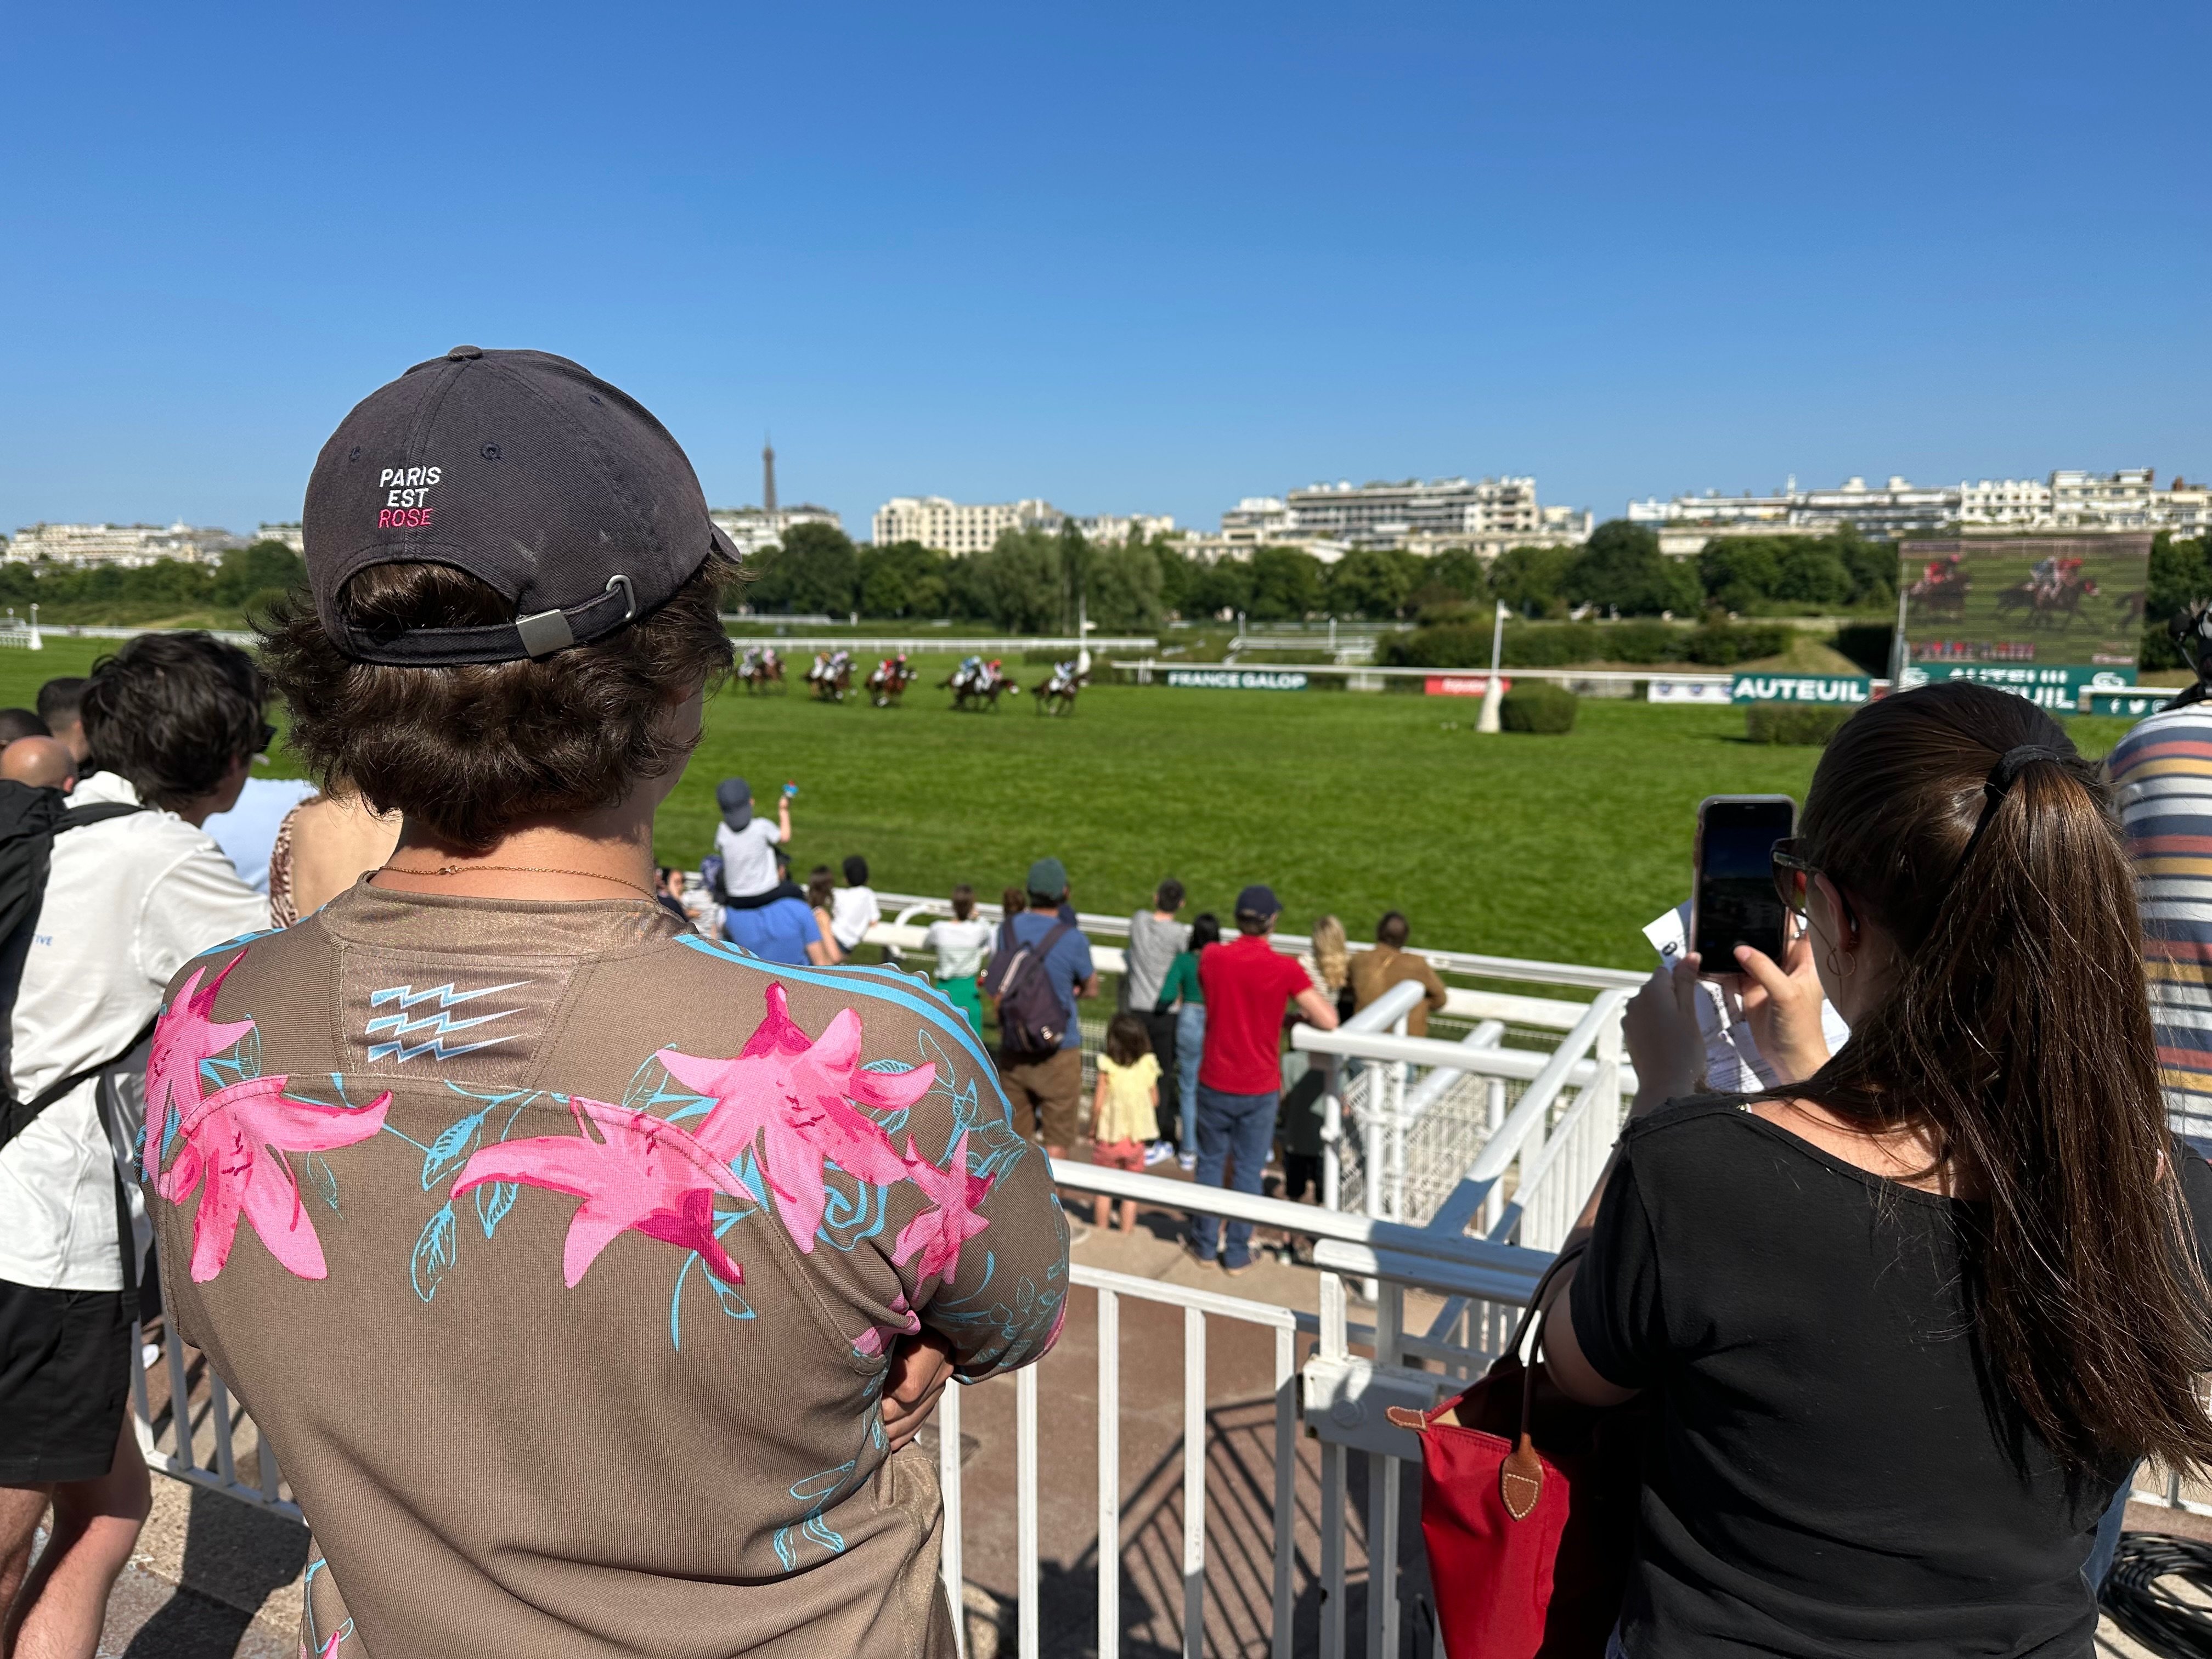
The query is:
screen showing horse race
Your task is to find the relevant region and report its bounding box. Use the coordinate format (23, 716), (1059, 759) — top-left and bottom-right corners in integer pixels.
(1897, 533), (2151, 669)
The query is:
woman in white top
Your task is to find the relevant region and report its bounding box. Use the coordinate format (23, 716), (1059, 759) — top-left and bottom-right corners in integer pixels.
(923, 884), (994, 1033)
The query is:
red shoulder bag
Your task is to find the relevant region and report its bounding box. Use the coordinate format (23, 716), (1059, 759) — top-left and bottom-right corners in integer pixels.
(1387, 1243), (1644, 1658)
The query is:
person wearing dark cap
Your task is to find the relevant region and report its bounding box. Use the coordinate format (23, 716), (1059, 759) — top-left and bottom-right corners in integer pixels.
(139, 347), (1067, 1658)
(981, 857), (1098, 1163)
(712, 774), (791, 901)
(1190, 884), (1339, 1273)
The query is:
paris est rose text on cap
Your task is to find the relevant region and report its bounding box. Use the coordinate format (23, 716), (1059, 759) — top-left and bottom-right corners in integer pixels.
(301, 346), (739, 667)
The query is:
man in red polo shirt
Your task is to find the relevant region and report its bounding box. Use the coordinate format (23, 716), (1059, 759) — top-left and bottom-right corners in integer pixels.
(1190, 884), (1340, 1271)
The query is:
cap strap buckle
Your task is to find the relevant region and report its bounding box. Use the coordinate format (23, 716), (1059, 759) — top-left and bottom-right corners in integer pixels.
(514, 608), (577, 658)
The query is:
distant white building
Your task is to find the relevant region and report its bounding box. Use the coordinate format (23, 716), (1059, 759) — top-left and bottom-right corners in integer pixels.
(256, 522), (306, 552)
(1634, 469), (2212, 550)
(1071, 512), (1175, 545)
(1199, 477), (1588, 561)
(871, 496), (1059, 555)
(709, 505), (844, 560)
(7, 521), (242, 566)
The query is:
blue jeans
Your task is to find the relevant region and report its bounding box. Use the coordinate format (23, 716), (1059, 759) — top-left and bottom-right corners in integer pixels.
(1190, 1084), (1276, 1267)
(2086, 1458), (2140, 1590)
(1174, 1005), (1206, 1150)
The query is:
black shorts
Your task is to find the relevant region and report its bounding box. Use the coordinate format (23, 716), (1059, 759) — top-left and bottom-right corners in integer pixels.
(0, 1278), (132, 1486)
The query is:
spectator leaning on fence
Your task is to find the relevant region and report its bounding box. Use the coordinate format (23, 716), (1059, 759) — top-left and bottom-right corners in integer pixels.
(1154, 912), (1219, 1172)
(1123, 879), (1189, 1157)
(922, 884), (993, 1034)
(1190, 885), (1339, 1273)
(147, 347), (1066, 1658)
(1347, 910), (1447, 1036)
(0, 633), (273, 1656)
(830, 854), (881, 958)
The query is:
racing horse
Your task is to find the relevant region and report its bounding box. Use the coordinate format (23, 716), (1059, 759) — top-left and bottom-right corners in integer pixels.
(943, 657), (1020, 712)
(1034, 662), (1088, 716)
(1993, 561), (2099, 628)
(866, 655), (918, 708)
(737, 646), (786, 695)
(806, 650), (854, 702)
(1905, 555), (1970, 622)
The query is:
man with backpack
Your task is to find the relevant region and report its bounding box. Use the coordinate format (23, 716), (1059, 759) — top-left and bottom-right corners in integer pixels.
(0, 633), (271, 1655)
(984, 857), (1097, 1161)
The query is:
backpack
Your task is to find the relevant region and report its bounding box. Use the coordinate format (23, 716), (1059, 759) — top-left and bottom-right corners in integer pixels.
(0, 781), (151, 1153)
(701, 853), (728, 905)
(981, 919), (1077, 1060)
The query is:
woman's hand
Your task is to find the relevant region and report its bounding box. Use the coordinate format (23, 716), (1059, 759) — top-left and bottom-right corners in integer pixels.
(1731, 924), (1830, 1085)
(1623, 953), (1705, 1115)
(881, 1328), (957, 1453)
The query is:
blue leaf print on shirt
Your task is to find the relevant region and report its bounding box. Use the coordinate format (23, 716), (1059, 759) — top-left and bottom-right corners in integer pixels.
(304, 1155), (340, 1211)
(411, 1203), (458, 1302)
(472, 1180), (517, 1238)
(420, 1110), (488, 1190)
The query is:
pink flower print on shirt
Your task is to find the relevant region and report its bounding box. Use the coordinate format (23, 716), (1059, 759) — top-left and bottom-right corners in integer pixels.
(453, 1096), (752, 1288)
(894, 1131), (996, 1291)
(168, 1075), (391, 1282)
(144, 956), (256, 1199)
(658, 984), (936, 1254)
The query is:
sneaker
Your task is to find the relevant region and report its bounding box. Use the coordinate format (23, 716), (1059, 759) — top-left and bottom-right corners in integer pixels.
(141, 1341), (162, 1370)
(1181, 1239), (1218, 1270)
(1177, 1152), (1197, 1172)
(1222, 1257), (1254, 1277)
(1144, 1141), (1174, 1167)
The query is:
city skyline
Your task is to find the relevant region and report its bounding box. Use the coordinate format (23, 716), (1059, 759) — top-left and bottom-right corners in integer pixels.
(3, 3), (2207, 540)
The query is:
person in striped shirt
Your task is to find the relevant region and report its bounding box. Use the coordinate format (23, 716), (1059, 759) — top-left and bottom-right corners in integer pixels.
(2108, 604), (2212, 1159)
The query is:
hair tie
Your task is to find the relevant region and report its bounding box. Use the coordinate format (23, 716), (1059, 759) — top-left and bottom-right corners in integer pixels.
(1988, 743), (2067, 797)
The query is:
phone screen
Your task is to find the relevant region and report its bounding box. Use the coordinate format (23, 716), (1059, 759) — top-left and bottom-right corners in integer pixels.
(1694, 797), (1796, 968)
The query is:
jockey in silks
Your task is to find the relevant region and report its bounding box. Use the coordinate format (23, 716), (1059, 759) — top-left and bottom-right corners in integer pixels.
(984, 657), (1004, 690)
(955, 654), (983, 690)
(740, 646), (763, 676)
(806, 651), (830, 681)
(762, 645), (781, 672)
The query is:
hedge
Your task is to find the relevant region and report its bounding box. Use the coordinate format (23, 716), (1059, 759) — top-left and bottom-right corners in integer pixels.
(1499, 682), (1578, 733)
(1744, 703), (1854, 746)
(1378, 620), (1792, 670)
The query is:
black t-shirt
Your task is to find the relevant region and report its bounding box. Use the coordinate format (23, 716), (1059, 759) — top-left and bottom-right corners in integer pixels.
(1571, 1095), (2212, 1658)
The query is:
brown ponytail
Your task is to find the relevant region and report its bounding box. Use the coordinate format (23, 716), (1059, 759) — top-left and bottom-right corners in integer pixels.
(1792, 680), (2212, 1476)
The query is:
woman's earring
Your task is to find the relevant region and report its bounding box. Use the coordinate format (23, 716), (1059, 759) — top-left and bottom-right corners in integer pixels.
(1822, 939), (1855, 978)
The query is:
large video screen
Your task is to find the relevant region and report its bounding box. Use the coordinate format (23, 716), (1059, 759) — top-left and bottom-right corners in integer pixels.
(1897, 534), (2150, 669)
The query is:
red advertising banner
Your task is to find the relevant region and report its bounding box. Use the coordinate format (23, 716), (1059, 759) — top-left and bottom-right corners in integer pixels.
(1424, 674), (1510, 696)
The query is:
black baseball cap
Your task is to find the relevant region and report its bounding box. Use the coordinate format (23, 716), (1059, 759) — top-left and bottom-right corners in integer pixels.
(302, 347), (737, 665)
(1235, 883), (1280, 918)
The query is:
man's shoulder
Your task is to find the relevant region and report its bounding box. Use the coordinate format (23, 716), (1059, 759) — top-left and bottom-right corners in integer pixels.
(2112, 708), (2212, 772)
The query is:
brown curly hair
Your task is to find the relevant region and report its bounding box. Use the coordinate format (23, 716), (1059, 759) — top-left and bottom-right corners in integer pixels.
(257, 554), (735, 849)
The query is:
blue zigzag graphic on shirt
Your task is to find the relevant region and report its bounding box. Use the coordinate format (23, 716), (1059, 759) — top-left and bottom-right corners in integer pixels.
(365, 981), (531, 1063)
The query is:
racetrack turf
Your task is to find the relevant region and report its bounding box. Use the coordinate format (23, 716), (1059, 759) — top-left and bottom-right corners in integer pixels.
(0, 639), (2140, 973)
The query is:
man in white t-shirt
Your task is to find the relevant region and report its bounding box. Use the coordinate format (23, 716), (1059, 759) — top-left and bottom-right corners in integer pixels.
(0, 632), (273, 1654)
(828, 854), (882, 955)
(712, 776), (791, 900)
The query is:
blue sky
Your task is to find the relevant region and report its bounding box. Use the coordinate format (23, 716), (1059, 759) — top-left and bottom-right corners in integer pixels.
(3, 2), (2206, 539)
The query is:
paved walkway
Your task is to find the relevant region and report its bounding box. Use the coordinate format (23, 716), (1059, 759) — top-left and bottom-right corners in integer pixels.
(73, 1205), (2207, 1655)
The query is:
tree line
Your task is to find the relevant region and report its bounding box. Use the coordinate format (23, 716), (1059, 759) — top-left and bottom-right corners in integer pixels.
(741, 518), (1904, 632)
(0, 539), (307, 626)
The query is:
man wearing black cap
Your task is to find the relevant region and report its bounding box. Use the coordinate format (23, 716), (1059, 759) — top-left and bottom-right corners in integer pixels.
(1191, 884), (1339, 1272)
(137, 348), (1068, 1658)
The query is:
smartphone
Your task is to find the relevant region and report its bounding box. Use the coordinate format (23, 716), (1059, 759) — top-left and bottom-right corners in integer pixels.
(1691, 794), (1796, 972)
(782, 782), (798, 799)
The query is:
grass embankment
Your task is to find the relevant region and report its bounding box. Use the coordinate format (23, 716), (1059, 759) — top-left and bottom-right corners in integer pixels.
(0, 639), (2141, 972)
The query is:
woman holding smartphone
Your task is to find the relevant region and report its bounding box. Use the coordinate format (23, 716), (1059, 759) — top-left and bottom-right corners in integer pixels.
(1545, 680), (2212, 1658)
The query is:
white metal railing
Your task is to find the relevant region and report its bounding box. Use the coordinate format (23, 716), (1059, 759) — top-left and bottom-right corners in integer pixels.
(872, 892), (1645, 993)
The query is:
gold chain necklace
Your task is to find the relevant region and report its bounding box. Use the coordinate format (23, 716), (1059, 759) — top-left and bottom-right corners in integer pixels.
(380, 861), (658, 901)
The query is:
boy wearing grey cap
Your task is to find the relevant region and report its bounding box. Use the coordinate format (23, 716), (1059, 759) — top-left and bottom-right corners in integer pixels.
(712, 774), (791, 901)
